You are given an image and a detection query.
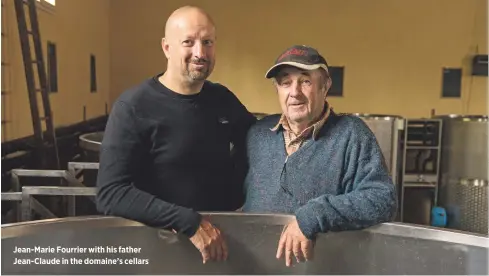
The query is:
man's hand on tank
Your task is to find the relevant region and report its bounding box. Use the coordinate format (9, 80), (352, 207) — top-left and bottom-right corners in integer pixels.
(276, 218), (314, 267)
(189, 217), (228, 264)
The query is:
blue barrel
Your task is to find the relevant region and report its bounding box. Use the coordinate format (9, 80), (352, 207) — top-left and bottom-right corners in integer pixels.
(431, 206), (447, 227)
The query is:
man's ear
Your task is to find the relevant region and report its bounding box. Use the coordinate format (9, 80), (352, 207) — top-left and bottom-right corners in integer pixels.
(271, 78), (279, 91)
(162, 37), (170, 59)
(323, 77), (332, 99)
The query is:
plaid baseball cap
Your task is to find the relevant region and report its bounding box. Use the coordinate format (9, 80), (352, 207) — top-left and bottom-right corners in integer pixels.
(265, 45), (329, 79)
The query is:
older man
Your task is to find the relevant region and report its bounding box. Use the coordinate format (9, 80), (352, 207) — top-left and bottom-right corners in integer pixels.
(242, 45), (397, 266)
(96, 6), (256, 264)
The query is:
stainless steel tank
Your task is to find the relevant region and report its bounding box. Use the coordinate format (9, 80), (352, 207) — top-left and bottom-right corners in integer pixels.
(436, 115), (488, 234)
(79, 132), (103, 154)
(351, 114), (404, 185)
(1, 213), (487, 275)
(78, 132), (104, 211)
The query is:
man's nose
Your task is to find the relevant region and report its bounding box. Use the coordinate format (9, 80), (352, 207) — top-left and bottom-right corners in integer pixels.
(192, 42), (205, 59)
(289, 81), (302, 96)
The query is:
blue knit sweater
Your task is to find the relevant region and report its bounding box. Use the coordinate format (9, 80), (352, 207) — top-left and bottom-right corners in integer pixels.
(242, 112), (398, 239)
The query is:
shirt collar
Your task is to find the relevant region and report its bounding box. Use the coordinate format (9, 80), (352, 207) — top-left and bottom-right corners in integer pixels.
(270, 102), (332, 140)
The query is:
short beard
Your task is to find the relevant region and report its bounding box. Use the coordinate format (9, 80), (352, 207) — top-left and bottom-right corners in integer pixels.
(186, 68), (209, 81)
(184, 59), (210, 82)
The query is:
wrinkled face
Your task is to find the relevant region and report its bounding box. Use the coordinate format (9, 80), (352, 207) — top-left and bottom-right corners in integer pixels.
(163, 15), (216, 83)
(274, 66), (330, 125)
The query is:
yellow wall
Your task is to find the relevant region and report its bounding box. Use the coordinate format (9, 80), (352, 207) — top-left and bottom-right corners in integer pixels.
(1, 0), (110, 141)
(1, 0), (487, 142)
(110, 0), (488, 119)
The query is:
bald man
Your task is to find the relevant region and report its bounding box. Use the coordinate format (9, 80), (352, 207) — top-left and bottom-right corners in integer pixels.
(96, 6), (256, 263)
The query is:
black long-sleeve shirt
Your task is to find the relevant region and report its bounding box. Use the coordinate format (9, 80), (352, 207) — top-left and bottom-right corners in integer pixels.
(96, 74), (256, 237)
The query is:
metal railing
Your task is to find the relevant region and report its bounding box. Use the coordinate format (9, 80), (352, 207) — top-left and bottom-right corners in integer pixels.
(2, 162), (100, 222)
(20, 186), (97, 221)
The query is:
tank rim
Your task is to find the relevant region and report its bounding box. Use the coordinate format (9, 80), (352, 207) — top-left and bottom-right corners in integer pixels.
(2, 214), (488, 248)
(79, 131), (103, 152)
(349, 113), (403, 120)
(251, 112), (270, 119)
(434, 114), (488, 121)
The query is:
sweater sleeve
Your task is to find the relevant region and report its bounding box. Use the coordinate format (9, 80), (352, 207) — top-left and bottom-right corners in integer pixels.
(294, 121), (398, 239)
(95, 100), (202, 237)
(226, 89), (257, 207)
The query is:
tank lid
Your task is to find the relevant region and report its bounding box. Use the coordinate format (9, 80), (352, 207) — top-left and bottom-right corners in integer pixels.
(349, 113), (403, 120)
(433, 114), (488, 122)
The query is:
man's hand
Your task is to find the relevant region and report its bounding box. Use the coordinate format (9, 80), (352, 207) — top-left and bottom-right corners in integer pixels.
(189, 217), (228, 264)
(276, 218), (314, 267)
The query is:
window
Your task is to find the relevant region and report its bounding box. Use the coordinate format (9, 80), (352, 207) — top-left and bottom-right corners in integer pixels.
(36, 0), (55, 6)
(328, 66), (344, 97)
(441, 68), (462, 98)
(90, 54), (97, 93)
(36, 0), (55, 13)
(47, 41), (58, 93)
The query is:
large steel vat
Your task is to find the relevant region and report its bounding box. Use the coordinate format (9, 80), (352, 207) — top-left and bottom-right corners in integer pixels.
(436, 115), (488, 234)
(79, 132), (103, 155)
(77, 132), (104, 215)
(2, 213), (487, 275)
(78, 132), (104, 188)
(351, 114), (404, 185)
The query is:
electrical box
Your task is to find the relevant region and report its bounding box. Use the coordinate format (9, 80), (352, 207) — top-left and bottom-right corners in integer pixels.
(471, 55), (488, 76)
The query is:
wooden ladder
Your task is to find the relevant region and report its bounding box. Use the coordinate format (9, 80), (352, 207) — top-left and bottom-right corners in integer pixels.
(13, 0), (59, 169)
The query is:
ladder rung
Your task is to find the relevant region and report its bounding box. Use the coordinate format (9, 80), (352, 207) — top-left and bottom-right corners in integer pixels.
(1, 90), (9, 95)
(1, 62), (9, 66)
(31, 60), (38, 64)
(1, 120), (9, 124)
